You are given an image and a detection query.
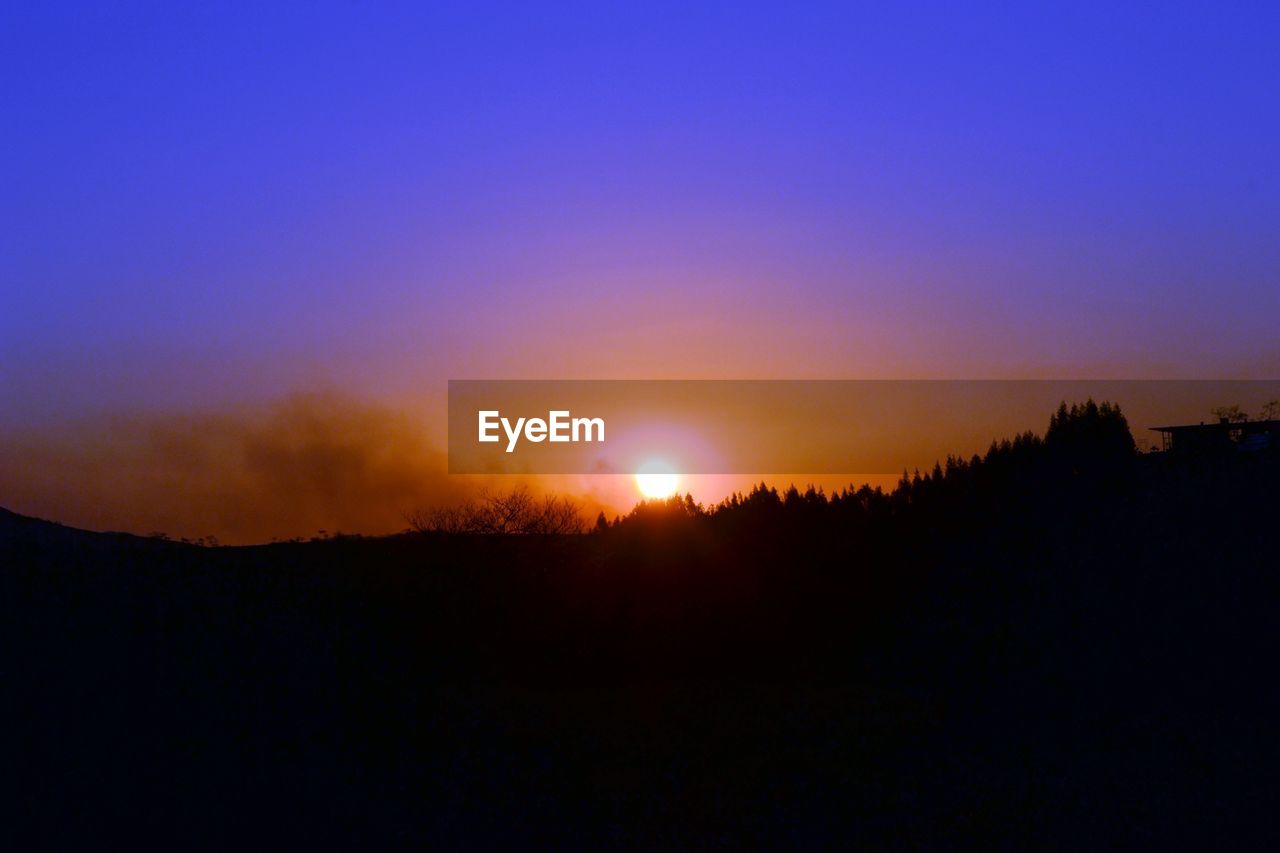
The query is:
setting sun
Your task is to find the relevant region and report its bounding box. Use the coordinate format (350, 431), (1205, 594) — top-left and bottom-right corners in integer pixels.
(635, 460), (679, 499)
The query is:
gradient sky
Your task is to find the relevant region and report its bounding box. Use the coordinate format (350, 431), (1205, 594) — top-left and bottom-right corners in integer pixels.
(2, 2), (1278, 538)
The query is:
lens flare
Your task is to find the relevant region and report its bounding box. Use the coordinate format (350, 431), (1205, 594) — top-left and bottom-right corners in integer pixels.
(635, 460), (679, 499)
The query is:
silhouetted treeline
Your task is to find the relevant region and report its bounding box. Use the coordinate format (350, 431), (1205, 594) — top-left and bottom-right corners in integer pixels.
(406, 484), (586, 534)
(5, 400), (1279, 848)
(607, 398), (1140, 536)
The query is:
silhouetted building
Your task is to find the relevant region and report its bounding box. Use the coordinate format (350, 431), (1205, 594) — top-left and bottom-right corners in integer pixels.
(1150, 417), (1280, 453)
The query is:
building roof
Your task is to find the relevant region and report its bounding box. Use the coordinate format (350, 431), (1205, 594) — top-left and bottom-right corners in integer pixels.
(1150, 419), (1280, 434)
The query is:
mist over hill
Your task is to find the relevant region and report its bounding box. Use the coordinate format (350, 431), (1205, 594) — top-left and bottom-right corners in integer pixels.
(6, 402), (1279, 848)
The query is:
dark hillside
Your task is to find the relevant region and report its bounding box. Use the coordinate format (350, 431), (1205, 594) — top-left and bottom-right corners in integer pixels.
(6, 405), (1280, 848)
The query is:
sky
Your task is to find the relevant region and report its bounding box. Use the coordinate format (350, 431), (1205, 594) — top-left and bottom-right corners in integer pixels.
(2, 2), (1278, 539)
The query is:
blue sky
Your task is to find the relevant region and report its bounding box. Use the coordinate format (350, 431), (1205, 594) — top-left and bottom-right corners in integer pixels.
(3, 1), (1278, 423)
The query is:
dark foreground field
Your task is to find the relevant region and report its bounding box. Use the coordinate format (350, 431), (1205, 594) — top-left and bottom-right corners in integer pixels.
(6, 423), (1280, 848)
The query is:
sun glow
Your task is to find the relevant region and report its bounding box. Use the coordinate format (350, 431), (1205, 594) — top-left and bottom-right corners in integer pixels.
(635, 460), (679, 499)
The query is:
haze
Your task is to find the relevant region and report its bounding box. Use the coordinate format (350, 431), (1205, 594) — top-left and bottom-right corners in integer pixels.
(3, 2), (1278, 540)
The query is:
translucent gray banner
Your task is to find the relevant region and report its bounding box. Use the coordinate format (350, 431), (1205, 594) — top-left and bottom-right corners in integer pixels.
(447, 380), (1280, 474)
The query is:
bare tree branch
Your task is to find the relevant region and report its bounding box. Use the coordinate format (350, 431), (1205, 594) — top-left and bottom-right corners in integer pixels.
(405, 485), (586, 535)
